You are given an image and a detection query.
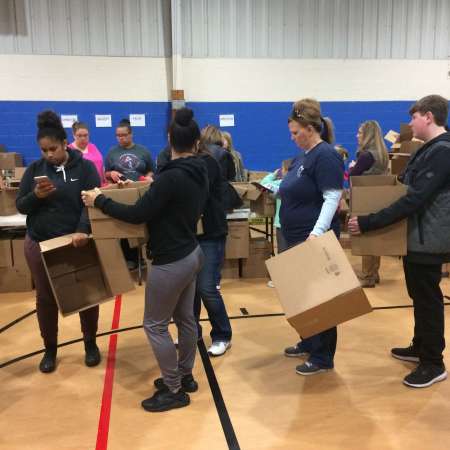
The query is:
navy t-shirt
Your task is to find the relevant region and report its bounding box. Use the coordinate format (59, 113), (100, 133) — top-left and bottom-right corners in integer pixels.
(105, 144), (155, 181)
(279, 142), (344, 246)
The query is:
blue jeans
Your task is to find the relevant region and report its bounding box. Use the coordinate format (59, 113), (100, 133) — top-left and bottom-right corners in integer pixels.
(194, 237), (232, 342)
(297, 328), (337, 368)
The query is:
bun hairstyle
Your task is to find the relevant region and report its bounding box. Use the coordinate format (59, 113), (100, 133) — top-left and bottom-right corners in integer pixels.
(289, 98), (335, 144)
(117, 118), (132, 133)
(36, 110), (67, 142)
(72, 121), (89, 134)
(169, 107), (200, 153)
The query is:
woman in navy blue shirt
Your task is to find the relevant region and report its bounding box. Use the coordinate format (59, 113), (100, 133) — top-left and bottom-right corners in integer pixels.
(280, 98), (344, 375)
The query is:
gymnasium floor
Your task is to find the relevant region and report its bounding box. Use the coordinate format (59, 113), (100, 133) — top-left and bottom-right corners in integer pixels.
(1, 252), (450, 450)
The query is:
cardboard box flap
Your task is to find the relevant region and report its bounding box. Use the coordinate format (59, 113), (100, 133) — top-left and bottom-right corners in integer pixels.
(245, 184), (263, 201)
(266, 232), (361, 317)
(95, 239), (134, 295)
(40, 234), (76, 253)
(351, 185), (407, 215)
(231, 182), (249, 199)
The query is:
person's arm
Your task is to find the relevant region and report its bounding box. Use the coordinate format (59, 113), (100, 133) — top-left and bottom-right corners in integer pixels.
(260, 170), (282, 194)
(76, 161), (101, 234)
(16, 166), (47, 214)
(349, 152), (375, 177)
(225, 151), (236, 181)
(94, 172), (175, 224)
(358, 145), (450, 232)
(310, 189), (342, 236)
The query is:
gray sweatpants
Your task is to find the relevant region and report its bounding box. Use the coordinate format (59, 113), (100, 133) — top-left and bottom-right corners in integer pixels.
(143, 246), (204, 392)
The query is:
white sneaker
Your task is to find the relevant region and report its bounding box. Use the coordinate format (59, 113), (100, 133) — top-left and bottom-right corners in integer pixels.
(208, 341), (231, 357)
(267, 280), (274, 288)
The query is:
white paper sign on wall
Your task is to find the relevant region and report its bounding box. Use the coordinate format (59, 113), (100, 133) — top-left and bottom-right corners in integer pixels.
(61, 115), (78, 128)
(129, 114), (146, 127)
(95, 114), (112, 128)
(219, 114), (235, 127)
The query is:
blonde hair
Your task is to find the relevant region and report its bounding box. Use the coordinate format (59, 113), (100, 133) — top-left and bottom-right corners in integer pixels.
(334, 145), (349, 161)
(289, 98), (335, 144)
(201, 125), (223, 146)
(358, 120), (389, 170)
(222, 131), (234, 151)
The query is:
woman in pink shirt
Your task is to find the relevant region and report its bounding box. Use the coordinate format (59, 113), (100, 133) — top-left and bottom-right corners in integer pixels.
(69, 121), (106, 185)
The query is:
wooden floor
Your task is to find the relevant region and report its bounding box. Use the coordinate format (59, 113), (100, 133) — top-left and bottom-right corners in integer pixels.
(1, 252), (450, 450)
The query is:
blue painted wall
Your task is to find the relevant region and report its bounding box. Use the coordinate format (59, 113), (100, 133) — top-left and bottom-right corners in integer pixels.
(0, 100), (423, 170)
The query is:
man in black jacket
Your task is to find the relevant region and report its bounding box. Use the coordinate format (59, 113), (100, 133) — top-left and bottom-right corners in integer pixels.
(349, 95), (450, 388)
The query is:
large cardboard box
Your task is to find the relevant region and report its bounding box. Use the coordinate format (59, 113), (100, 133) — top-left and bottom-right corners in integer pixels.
(221, 259), (240, 279)
(242, 237), (271, 278)
(40, 235), (135, 316)
(88, 182), (150, 239)
(245, 184), (276, 217)
(0, 238), (33, 292)
(266, 231), (372, 338)
(0, 152), (23, 170)
(225, 220), (249, 259)
(350, 175), (407, 256)
(0, 188), (18, 216)
(390, 153), (410, 176)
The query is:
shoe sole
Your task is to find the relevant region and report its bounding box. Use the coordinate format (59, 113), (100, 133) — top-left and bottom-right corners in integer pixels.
(403, 371), (447, 388)
(208, 343), (232, 357)
(142, 399), (190, 412)
(391, 352), (420, 363)
(284, 352), (309, 358)
(296, 368), (331, 376)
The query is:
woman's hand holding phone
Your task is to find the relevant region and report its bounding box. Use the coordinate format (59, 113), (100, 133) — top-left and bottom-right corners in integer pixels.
(34, 176), (56, 199)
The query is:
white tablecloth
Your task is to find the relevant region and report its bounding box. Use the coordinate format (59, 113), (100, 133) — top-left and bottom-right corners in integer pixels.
(0, 213), (27, 227)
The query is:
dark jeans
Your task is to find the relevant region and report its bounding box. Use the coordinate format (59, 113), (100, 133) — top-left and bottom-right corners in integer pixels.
(298, 328), (337, 368)
(276, 227), (288, 254)
(120, 238), (139, 263)
(194, 237), (232, 342)
(214, 238), (226, 287)
(403, 258), (445, 366)
(24, 235), (99, 349)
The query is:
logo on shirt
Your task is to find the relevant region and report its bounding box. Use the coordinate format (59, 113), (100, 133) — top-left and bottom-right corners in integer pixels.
(296, 165), (304, 178)
(118, 153), (141, 170)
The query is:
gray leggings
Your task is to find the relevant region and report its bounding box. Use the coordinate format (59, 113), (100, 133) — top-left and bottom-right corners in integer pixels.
(143, 246), (204, 392)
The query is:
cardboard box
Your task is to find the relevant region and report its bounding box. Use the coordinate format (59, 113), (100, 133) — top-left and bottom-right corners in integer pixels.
(248, 171), (270, 182)
(0, 238), (33, 292)
(245, 184), (276, 217)
(0, 152), (23, 170)
(221, 259), (240, 279)
(350, 175), (407, 256)
(13, 167), (26, 181)
(225, 220), (249, 259)
(390, 153), (410, 176)
(88, 182), (150, 239)
(266, 231), (372, 338)
(242, 238), (271, 278)
(0, 188), (18, 216)
(40, 235), (135, 316)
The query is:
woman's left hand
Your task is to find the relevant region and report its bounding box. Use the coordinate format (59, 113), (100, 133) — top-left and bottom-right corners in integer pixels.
(81, 188), (101, 207)
(72, 233), (89, 248)
(307, 234), (318, 240)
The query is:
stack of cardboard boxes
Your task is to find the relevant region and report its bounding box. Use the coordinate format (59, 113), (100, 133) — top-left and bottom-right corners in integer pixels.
(0, 152), (25, 216)
(385, 124), (423, 176)
(0, 236), (33, 292)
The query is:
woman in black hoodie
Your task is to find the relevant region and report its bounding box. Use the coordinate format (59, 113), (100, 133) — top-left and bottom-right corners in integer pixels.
(16, 110), (101, 373)
(82, 108), (208, 413)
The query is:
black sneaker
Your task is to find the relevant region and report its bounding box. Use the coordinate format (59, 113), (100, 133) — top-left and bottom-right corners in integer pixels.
(84, 340), (101, 367)
(403, 364), (447, 388)
(141, 389), (190, 412)
(296, 361), (331, 376)
(284, 343), (309, 358)
(391, 344), (420, 363)
(153, 374), (198, 393)
(39, 348), (57, 373)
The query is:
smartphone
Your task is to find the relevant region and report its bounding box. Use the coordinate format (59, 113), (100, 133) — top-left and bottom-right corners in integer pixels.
(118, 174), (127, 181)
(34, 175), (51, 184)
(251, 181), (274, 193)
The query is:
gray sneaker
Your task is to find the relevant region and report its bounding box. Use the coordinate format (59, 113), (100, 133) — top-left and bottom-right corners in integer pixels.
(284, 344), (309, 358)
(296, 361), (331, 376)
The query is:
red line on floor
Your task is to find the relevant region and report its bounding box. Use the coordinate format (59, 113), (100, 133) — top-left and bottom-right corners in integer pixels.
(95, 295), (122, 450)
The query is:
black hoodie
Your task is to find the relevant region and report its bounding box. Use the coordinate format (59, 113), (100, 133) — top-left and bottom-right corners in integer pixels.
(95, 155), (209, 265)
(16, 149), (100, 242)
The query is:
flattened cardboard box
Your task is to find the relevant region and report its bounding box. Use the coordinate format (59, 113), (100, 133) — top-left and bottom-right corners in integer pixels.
(266, 231), (372, 338)
(40, 235), (134, 316)
(350, 175), (407, 256)
(0, 152), (23, 170)
(88, 182), (150, 239)
(0, 188), (18, 216)
(225, 220), (249, 259)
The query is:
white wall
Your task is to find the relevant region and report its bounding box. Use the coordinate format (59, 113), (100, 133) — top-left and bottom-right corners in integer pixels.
(183, 59), (450, 102)
(0, 55), (449, 102)
(0, 55), (171, 101)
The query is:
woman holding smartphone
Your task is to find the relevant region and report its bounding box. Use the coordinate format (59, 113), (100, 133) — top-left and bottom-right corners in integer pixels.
(16, 111), (101, 373)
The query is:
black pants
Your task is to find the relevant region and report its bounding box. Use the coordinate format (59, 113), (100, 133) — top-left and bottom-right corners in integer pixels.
(403, 258), (445, 366)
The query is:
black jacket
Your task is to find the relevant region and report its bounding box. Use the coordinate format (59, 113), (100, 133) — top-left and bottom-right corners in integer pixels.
(197, 153), (227, 240)
(358, 132), (450, 263)
(156, 146), (171, 173)
(16, 149), (100, 242)
(95, 156), (209, 265)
